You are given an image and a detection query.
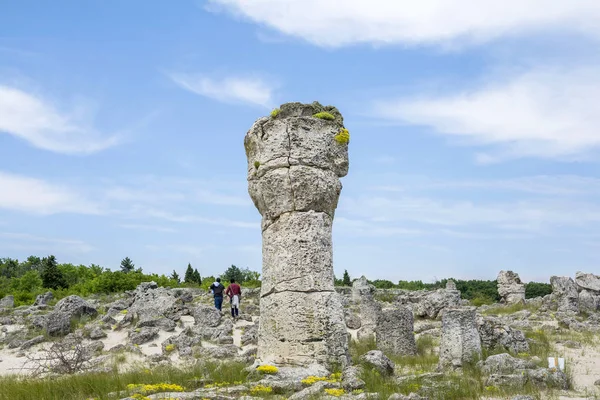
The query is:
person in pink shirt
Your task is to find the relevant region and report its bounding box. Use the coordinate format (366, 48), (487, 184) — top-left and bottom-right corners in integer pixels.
(225, 278), (242, 319)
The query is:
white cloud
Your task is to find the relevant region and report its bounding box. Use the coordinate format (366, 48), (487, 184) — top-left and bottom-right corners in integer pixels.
(168, 72), (275, 108)
(0, 85), (120, 154)
(0, 171), (101, 215)
(374, 67), (600, 161)
(0, 232), (95, 253)
(206, 0), (600, 48)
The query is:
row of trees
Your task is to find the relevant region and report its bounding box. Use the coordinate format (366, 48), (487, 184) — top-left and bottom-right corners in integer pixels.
(0, 256), (260, 307)
(335, 269), (553, 305)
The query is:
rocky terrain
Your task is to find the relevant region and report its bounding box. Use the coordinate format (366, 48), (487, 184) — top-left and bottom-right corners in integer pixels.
(1, 104), (599, 400)
(0, 270), (599, 400)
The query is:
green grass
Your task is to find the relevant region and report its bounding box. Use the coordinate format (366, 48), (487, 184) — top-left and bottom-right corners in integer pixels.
(374, 292), (396, 303)
(0, 361), (249, 400)
(312, 111), (335, 120)
(482, 302), (540, 316)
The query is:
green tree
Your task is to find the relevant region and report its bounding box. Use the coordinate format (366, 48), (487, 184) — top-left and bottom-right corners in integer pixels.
(17, 270), (43, 292)
(525, 282), (552, 299)
(170, 270), (180, 283)
(342, 270), (351, 286)
(184, 263), (195, 283)
(41, 255), (68, 290)
(120, 257), (135, 273)
(221, 265), (244, 283)
(193, 268), (202, 284)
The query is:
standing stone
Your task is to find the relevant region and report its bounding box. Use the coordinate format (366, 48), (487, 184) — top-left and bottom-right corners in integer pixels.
(245, 102), (350, 367)
(376, 307), (417, 356)
(33, 291), (53, 306)
(550, 276), (579, 313)
(438, 307), (482, 370)
(352, 276), (374, 302)
(0, 295), (14, 309)
(574, 272), (600, 293)
(445, 280), (457, 291)
(497, 271), (526, 304)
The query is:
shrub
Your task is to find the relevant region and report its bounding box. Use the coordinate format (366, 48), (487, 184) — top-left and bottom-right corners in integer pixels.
(313, 111), (335, 120)
(254, 161), (260, 169)
(256, 365), (278, 374)
(270, 108), (280, 118)
(250, 385), (273, 395)
(334, 128), (350, 144)
(325, 388), (345, 397)
(525, 282), (552, 298)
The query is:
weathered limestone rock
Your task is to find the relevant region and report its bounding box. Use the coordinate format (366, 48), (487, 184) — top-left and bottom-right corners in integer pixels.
(0, 295), (14, 309)
(578, 290), (600, 313)
(477, 316), (529, 354)
(399, 289), (461, 319)
(574, 271), (600, 293)
(33, 291), (53, 306)
(550, 276), (579, 313)
(497, 271), (526, 304)
(360, 350), (395, 376)
(129, 282), (181, 321)
(352, 276), (375, 302)
(351, 276), (381, 339)
(376, 307), (417, 356)
(445, 280), (457, 291)
(438, 307), (482, 369)
(245, 102), (350, 367)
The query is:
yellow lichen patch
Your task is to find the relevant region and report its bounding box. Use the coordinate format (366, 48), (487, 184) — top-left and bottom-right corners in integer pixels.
(250, 385), (273, 395)
(325, 388), (345, 397)
(334, 128), (350, 144)
(127, 383), (185, 395)
(301, 372), (342, 386)
(165, 344), (176, 352)
(256, 364), (279, 374)
(313, 111), (335, 120)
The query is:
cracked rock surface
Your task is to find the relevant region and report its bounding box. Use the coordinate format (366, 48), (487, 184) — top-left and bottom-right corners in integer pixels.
(245, 101), (350, 366)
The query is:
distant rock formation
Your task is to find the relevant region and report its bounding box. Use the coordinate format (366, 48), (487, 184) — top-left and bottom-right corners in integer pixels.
(245, 101), (350, 367)
(550, 276), (579, 313)
(497, 270), (526, 304)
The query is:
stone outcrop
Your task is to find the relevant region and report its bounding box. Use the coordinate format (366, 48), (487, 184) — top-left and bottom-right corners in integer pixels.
(376, 307), (417, 356)
(477, 316), (529, 354)
(574, 271), (600, 293)
(397, 288), (461, 319)
(360, 350), (395, 376)
(497, 271), (526, 304)
(438, 307), (482, 369)
(33, 291), (53, 306)
(245, 101), (350, 367)
(550, 276), (579, 313)
(0, 295), (14, 309)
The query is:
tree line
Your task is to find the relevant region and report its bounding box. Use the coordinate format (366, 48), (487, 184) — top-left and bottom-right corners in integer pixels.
(0, 255), (260, 307)
(335, 269), (553, 305)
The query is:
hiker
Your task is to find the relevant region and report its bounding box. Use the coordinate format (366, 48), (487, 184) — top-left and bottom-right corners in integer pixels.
(225, 278), (241, 319)
(209, 278), (225, 311)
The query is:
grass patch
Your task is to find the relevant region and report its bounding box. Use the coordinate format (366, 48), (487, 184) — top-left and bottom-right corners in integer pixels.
(0, 361), (248, 400)
(349, 336), (377, 364)
(374, 292), (396, 303)
(482, 302), (540, 316)
(312, 112), (335, 120)
(270, 108), (279, 118)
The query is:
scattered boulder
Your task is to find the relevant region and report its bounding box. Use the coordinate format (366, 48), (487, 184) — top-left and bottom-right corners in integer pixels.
(129, 327), (159, 345)
(129, 282), (181, 321)
(33, 291), (53, 306)
(345, 311), (362, 330)
(550, 276), (579, 313)
(342, 365), (365, 391)
(376, 306), (416, 356)
(55, 295), (98, 319)
(497, 271), (525, 304)
(360, 350), (395, 376)
(89, 326), (107, 340)
(574, 271), (600, 293)
(438, 307), (482, 370)
(193, 305), (222, 327)
(481, 353), (533, 374)
(45, 312), (73, 336)
(477, 316), (529, 354)
(20, 335), (44, 350)
(0, 295), (14, 309)
(578, 290), (600, 313)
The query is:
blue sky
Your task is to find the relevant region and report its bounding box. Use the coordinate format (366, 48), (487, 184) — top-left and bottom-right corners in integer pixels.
(1, 1), (600, 283)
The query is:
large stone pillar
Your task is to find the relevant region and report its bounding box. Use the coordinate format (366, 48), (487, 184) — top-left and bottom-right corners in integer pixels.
(244, 102), (350, 367)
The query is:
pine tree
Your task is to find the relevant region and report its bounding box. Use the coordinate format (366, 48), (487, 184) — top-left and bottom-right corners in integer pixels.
(120, 257), (135, 273)
(41, 255), (68, 290)
(343, 270), (351, 286)
(170, 270), (180, 283)
(221, 265), (242, 283)
(193, 268), (202, 284)
(184, 263), (194, 283)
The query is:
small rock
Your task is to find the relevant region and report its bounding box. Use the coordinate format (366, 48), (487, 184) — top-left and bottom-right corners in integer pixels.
(342, 365), (365, 391)
(288, 381), (329, 400)
(21, 335), (44, 350)
(129, 327), (159, 345)
(89, 326), (107, 340)
(360, 350), (395, 376)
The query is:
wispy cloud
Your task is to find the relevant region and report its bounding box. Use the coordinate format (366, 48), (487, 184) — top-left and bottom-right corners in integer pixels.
(206, 0), (600, 48)
(117, 223), (177, 233)
(0, 85), (121, 154)
(168, 72), (276, 108)
(0, 232), (95, 253)
(373, 67), (600, 162)
(0, 171), (101, 215)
